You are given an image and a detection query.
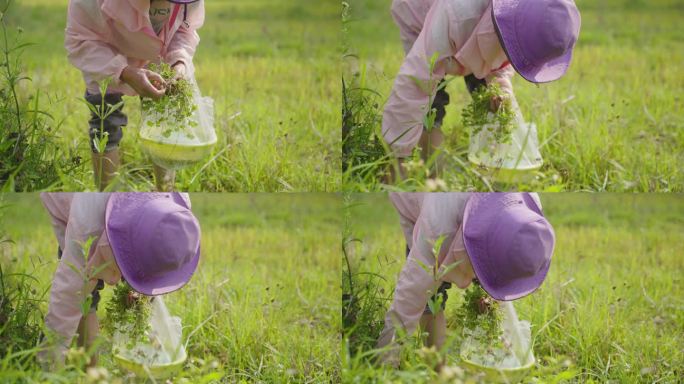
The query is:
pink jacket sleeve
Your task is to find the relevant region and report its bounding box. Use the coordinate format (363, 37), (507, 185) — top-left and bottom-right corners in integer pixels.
(64, 1), (129, 89)
(382, 0), (456, 158)
(379, 193), (470, 341)
(390, 0), (434, 55)
(165, 2), (205, 67)
(486, 64), (515, 97)
(44, 194), (109, 359)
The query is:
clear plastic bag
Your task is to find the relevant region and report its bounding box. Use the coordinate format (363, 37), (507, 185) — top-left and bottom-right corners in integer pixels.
(500, 301), (534, 367)
(468, 99), (543, 173)
(139, 67), (217, 170)
(112, 297), (187, 378)
(460, 301), (534, 369)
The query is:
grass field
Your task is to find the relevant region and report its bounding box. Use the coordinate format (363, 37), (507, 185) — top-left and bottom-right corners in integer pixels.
(1, 0), (339, 192)
(342, 193), (684, 382)
(0, 193), (341, 383)
(342, 0), (684, 192)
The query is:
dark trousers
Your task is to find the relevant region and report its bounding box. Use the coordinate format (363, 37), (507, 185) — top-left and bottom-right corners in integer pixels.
(85, 92), (127, 152)
(429, 75), (487, 131)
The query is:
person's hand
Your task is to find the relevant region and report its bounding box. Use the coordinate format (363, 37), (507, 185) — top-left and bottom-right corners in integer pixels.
(477, 294), (497, 314)
(120, 66), (166, 100)
(489, 93), (506, 113)
(171, 61), (187, 81)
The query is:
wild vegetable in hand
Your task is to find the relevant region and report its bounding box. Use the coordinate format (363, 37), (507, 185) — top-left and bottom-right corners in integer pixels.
(141, 62), (198, 138)
(462, 83), (515, 145)
(103, 282), (151, 344)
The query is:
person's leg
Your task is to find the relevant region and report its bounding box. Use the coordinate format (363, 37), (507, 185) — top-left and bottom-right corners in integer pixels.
(418, 126), (444, 162)
(431, 82), (450, 131)
(76, 279), (104, 367)
(384, 157), (407, 184)
(421, 282), (451, 348)
(419, 311), (446, 349)
(464, 74), (487, 96)
(389, 1), (445, 180)
(86, 92), (126, 191)
(153, 163), (176, 192)
(418, 80), (448, 169)
(76, 311), (100, 367)
(91, 150), (121, 191)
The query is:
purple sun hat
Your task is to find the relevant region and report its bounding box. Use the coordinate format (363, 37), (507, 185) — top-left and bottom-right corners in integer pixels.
(462, 193), (555, 301)
(492, 0), (581, 83)
(105, 193), (200, 296)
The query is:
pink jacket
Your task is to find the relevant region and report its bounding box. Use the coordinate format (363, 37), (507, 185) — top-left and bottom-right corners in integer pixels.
(381, 193), (473, 341)
(40, 192), (191, 362)
(384, 0), (515, 157)
(65, 0), (205, 95)
(379, 193), (544, 344)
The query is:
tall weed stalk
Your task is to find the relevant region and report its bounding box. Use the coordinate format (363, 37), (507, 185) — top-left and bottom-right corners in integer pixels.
(0, 1), (80, 191)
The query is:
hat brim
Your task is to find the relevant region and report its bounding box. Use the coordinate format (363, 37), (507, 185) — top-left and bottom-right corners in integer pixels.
(491, 2), (574, 84)
(105, 193), (200, 296)
(463, 193), (550, 301)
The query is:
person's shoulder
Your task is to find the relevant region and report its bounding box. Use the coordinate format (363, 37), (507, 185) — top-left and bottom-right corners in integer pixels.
(419, 193), (470, 229)
(68, 193), (110, 231)
(446, 0), (490, 19)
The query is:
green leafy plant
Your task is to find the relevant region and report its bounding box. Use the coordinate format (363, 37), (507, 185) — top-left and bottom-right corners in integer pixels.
(456, 282), (506, 363)
(0, 2), (79, 191)
(102, 282), (151, 345)
(414, 235), (463, 316)
(141, 62), (197, 138)
(0, 211), (43, 357)
(459, 283), (502, 340)
(462, 83), (515, 145)
(341, 195), (391, 355)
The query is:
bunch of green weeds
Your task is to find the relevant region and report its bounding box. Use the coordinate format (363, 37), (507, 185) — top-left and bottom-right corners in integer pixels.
(102, 282), (151, 345)
(141, 62), (198, 137)
(462, 83), (515, 145)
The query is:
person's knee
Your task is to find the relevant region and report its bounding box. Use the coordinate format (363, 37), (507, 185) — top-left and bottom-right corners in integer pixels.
(89, 279), (105, 312)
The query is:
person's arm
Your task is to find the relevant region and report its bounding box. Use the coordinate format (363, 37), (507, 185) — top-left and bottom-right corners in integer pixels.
(43, 226), (98, 365)
(64, 1), (129, 90)
(382, 0), (456, 158)
(42, 194), (109, 366)
(486, 64), (515, 96)
(388, 193), (421, 247)
(65, 2), (166, 99)
(165, 2), (205, 75)
(377, 194), (470, 350)
(378, 236), (445, 341)
(377, 203), (452, 350)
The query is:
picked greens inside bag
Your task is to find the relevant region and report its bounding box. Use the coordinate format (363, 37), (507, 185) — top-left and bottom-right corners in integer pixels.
(463, 84), (543, 171)
(140, 62), (217, 170)
(105, 284), (185, 368)
(459, 294), (534, 369)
